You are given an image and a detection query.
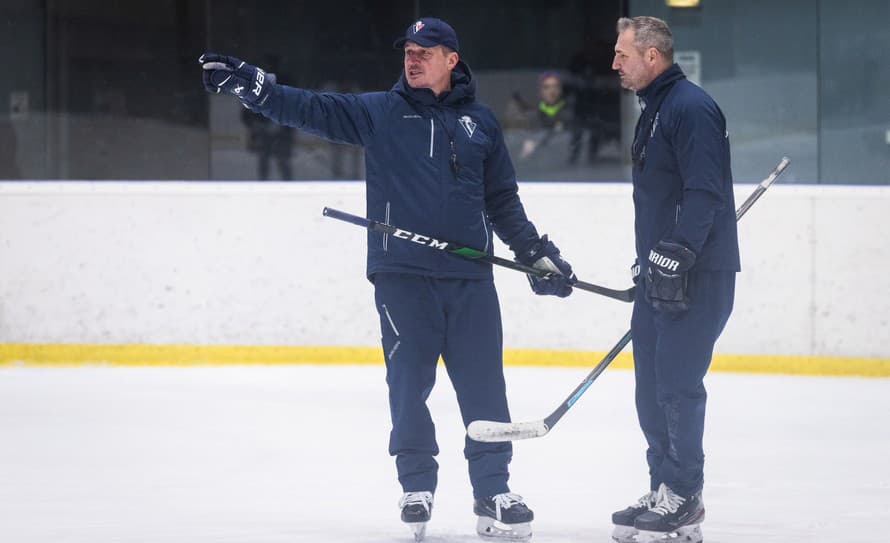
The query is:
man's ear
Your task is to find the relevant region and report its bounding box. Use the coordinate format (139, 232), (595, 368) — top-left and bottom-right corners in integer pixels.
(646, 47), (659, 64)
(447, 51), (459, 69)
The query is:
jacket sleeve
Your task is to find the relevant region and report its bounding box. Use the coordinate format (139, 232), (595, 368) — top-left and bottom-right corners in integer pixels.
(669, 94), (730, 256)
(483, 118), (540, 255)
(252, 84), (382, 146)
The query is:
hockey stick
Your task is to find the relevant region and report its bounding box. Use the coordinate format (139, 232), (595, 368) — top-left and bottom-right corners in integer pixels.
(322, 207), (636, 303)
(467, 156), (791, 442)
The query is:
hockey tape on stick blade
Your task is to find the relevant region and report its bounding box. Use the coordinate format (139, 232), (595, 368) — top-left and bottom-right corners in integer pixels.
(468, 420), (549, 441)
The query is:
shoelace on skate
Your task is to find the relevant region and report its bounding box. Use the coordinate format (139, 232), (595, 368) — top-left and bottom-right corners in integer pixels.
(650, 485), (685, 515)
(399, 491), (433, 513)
(635, 490), (657, 509)
(491, 492), (525, 521)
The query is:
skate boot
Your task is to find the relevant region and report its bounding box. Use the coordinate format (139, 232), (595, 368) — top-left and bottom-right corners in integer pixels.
(473, 492), (534, 540)
(610, 489), (657, 543)
(633, 483), (704, 543)
(398, 491), (433, 542)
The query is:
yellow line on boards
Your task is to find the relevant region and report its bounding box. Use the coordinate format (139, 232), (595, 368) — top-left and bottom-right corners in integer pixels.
(0, 343), (888, 377)
(0, 343), (383, 367)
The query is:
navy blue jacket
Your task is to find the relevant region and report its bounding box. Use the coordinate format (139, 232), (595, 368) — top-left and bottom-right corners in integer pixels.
(632, 64), (740, 273)
(254, 61), (541, 279)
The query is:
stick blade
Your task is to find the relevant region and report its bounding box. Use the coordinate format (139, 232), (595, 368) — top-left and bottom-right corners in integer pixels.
(467, 419), (549, 442)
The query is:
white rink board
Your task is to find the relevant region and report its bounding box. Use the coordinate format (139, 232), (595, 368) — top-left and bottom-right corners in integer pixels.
(1, 181), (888, 358)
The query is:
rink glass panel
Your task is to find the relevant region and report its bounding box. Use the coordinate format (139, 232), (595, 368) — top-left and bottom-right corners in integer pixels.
(1, 0), (887, 184)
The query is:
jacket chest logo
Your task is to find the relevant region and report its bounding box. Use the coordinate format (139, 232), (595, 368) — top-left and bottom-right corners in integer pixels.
(459, 115), (477, 138)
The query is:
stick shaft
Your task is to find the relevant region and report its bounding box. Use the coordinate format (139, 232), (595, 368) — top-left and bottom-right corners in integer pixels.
(322, 207), (635, 302)
(470, 157), (792, 442)
(544, 157), (791, 428)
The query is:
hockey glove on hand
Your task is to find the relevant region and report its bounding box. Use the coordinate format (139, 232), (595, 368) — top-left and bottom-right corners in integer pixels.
(631, 259), (641, 285)
(517, 235), (577, 298)
(199, 53), (276, 107)
(645, 240), (696, 313)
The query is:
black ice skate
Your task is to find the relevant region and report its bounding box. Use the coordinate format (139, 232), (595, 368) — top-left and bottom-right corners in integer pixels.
(633, 483), (704, 543)
(473, 492), (534, 540)
(398, 491), (433, 542)
(610, 489), (657, 543)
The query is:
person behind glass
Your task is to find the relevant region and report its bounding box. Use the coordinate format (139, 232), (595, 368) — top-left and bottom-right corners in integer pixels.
(0, 119), (21, 179)
(241, 106), (294, 180)
(239, 54), (294, 181)
(519, 71), (573, 160)
(566, 35), (609, 164)
(199, 16), (576, 542)
(609, 16), (739, 543)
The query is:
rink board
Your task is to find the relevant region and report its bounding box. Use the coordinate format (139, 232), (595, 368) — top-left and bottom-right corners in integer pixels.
(2, 181), (889, 371)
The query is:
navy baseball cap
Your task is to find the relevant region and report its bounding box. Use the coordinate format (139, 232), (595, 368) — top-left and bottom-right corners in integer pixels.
(393, 18), (460, 52)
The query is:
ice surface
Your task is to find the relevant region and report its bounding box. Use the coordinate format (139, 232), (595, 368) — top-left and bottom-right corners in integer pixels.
(1, 365), (887, 542)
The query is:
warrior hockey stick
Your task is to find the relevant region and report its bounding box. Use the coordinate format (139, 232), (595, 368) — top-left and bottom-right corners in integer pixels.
(467, 156), (791, 442)
(323, 207), (635, 303)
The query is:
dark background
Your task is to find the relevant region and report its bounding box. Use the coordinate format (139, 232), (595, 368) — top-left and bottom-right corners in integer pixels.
(2, 0), (888, 183)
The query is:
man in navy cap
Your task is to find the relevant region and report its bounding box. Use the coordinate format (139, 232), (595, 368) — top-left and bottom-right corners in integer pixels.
(200, 17), (576, 541)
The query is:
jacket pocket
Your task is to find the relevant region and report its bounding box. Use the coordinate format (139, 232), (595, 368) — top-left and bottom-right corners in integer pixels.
(479, 211), (490, 253)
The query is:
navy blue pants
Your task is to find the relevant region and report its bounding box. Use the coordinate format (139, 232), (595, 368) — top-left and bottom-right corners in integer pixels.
(373, 273), (513, 499)
(631, 271), (735, 497)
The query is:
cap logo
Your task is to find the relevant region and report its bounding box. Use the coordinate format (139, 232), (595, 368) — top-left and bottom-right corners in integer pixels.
(412, 20), (424, 33)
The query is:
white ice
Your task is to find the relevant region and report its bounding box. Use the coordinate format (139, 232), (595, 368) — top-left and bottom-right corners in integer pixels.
(1, 365), (888, 542)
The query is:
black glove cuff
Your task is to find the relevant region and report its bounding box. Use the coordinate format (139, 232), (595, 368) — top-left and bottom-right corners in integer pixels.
(631, 259), (641, 284)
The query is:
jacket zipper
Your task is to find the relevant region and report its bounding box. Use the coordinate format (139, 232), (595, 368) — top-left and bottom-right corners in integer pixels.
(480, 211), (490, 252)
(384, 201), (391, 251)
(429, 118), (435, 158)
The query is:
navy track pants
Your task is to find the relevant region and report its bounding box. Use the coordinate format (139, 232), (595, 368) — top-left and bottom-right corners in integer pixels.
(631, 271), (735, 497)
(373, 272), (512, 499)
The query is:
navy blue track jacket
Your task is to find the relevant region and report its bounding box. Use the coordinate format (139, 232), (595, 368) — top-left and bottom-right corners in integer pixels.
(254, 61), (541, 279)
(632, 64), (740, 273)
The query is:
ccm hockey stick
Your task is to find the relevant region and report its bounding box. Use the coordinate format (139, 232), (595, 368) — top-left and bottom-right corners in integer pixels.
(323, 207), (635, 302)
(468, 156), (791, 442)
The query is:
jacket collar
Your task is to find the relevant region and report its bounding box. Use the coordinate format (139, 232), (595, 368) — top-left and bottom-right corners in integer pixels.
(393, 60), (476, 107)
(636, 63), (686, 109)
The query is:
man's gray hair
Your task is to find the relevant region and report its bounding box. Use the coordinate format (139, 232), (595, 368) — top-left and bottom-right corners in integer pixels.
(617, 16), (674, 63)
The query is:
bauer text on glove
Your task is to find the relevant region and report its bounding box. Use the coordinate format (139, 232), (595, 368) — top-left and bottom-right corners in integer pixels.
(199, 52), (276, 107)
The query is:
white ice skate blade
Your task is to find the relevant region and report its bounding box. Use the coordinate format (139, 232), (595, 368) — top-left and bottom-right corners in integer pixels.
(634, 524), (702, 543)
(476, 516), (532, 540)
(406, 521), (426, 542)
(612, 524), (638, 543)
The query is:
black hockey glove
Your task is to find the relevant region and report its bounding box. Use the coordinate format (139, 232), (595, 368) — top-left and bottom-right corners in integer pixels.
(199, 52), (276, 107)
(645, 240), (696, 313)
(517, 235), (577, 298)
